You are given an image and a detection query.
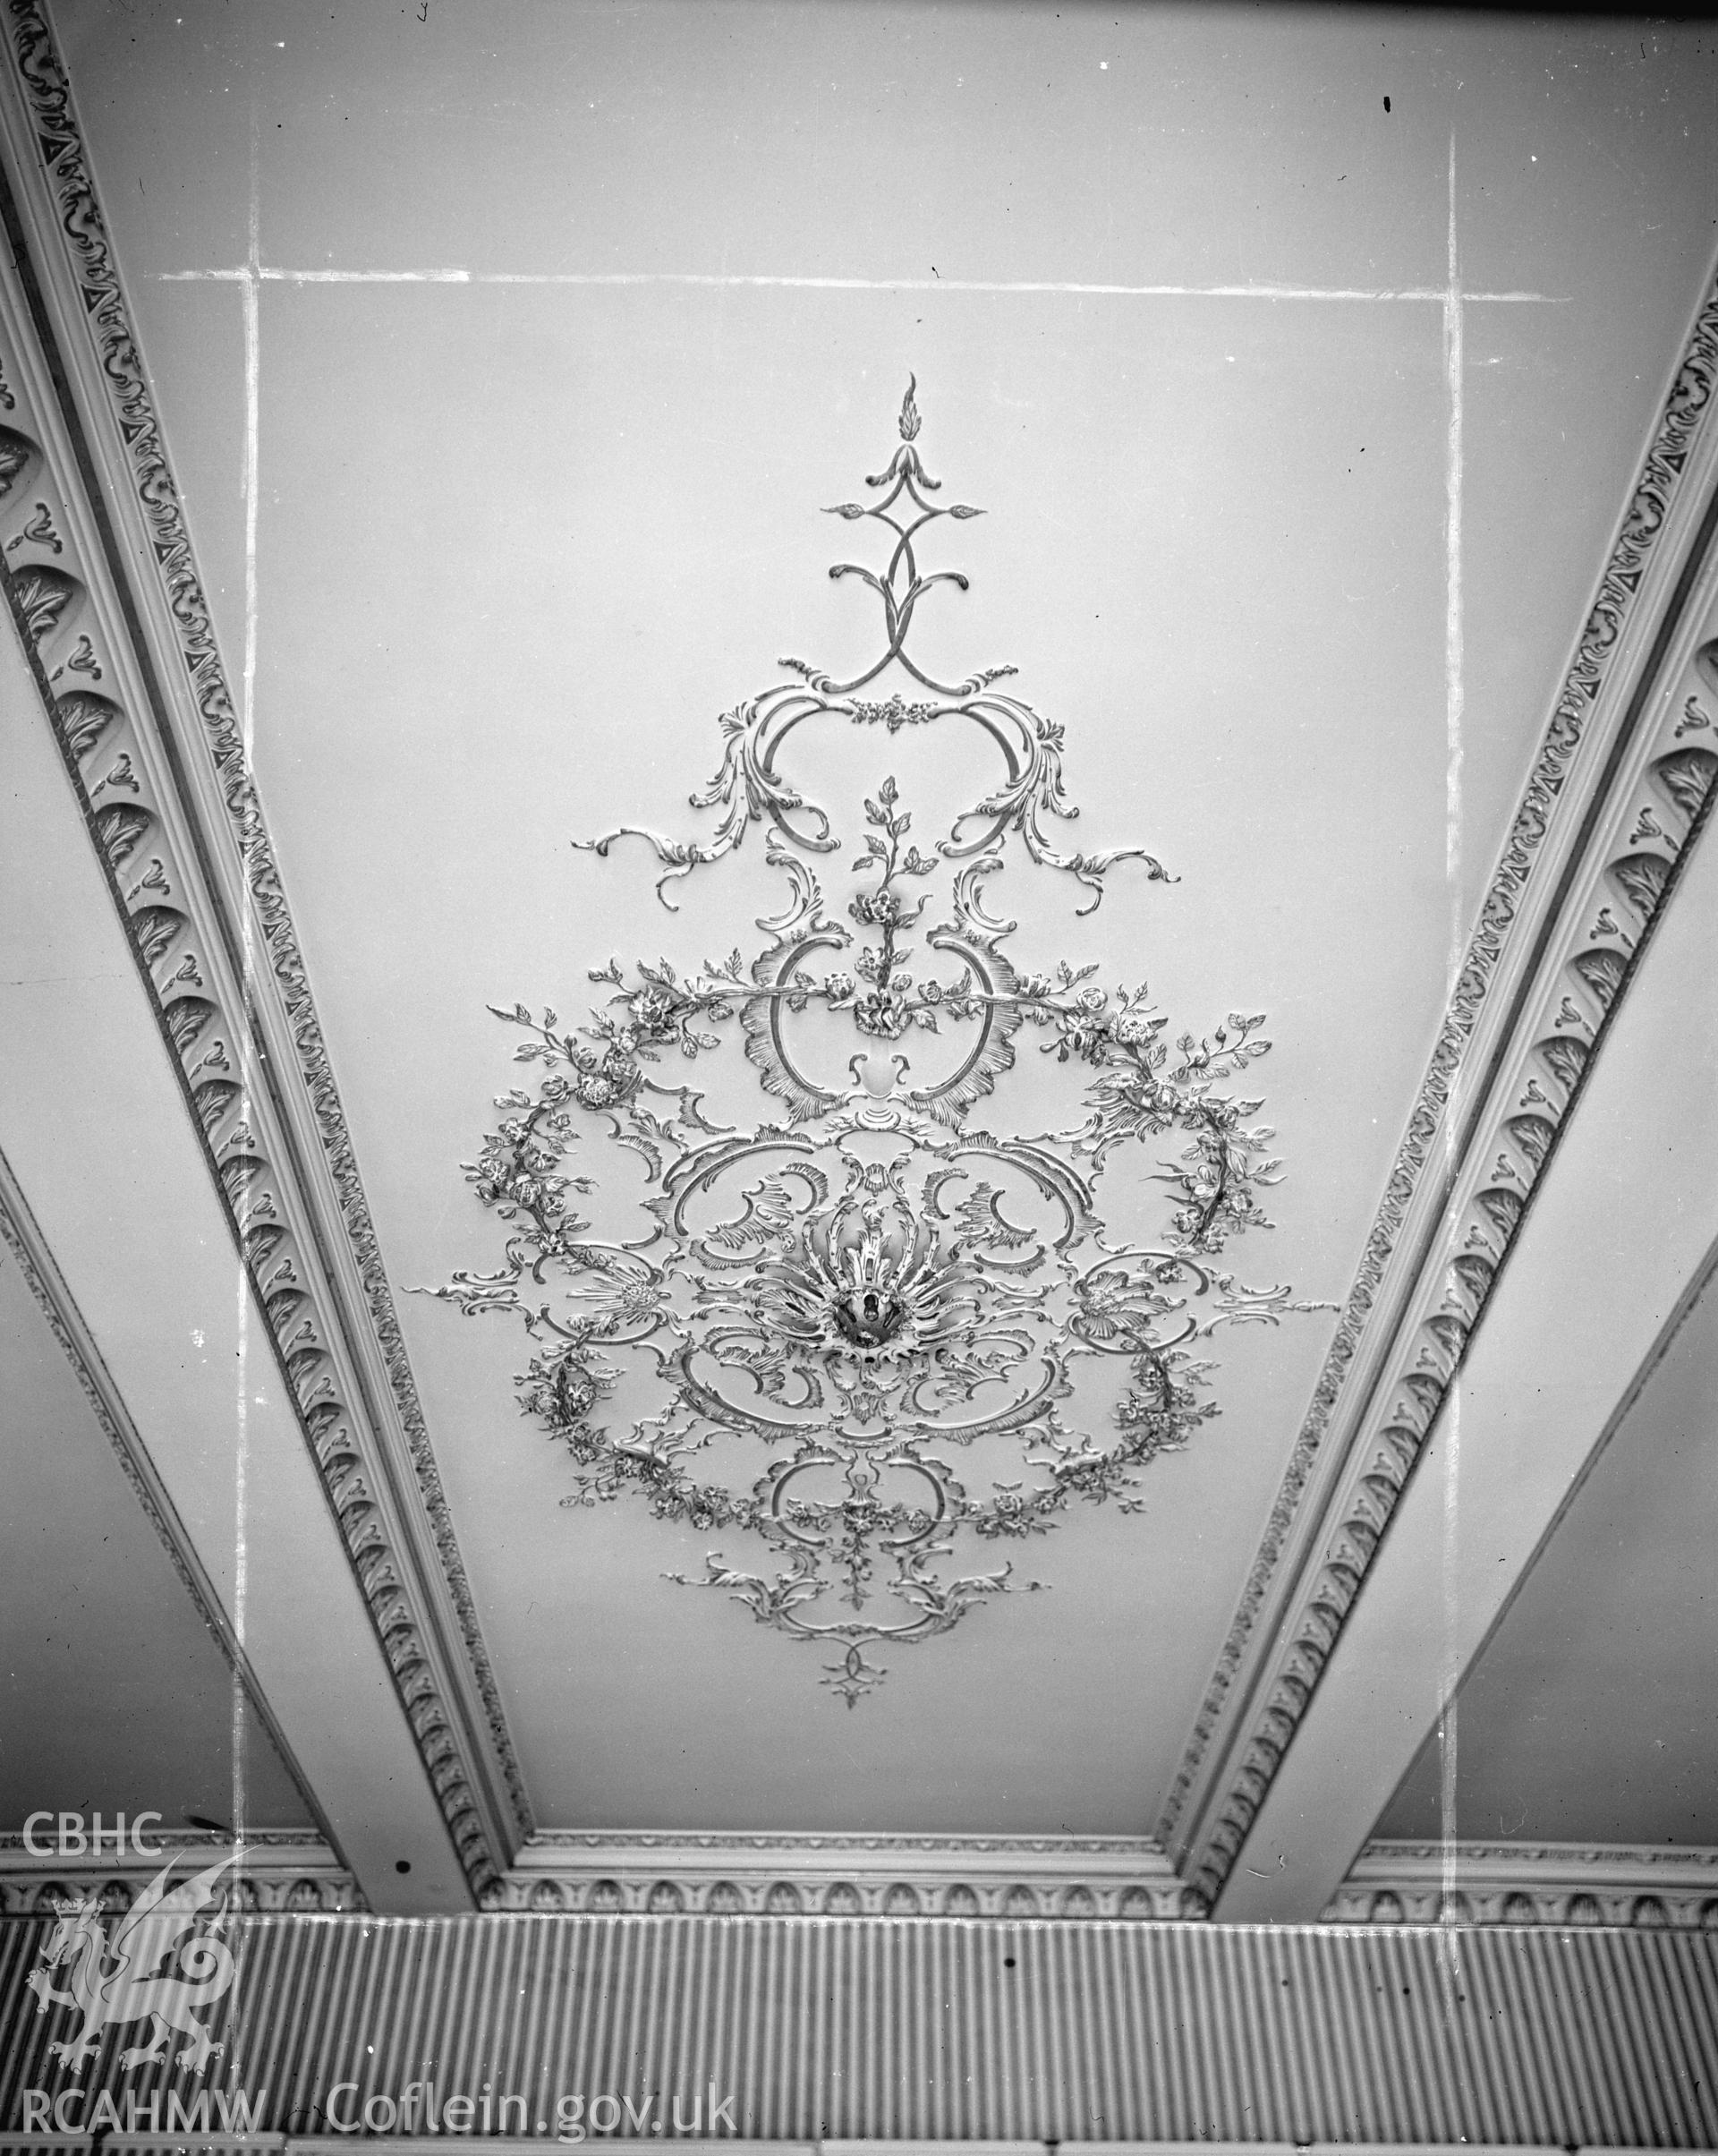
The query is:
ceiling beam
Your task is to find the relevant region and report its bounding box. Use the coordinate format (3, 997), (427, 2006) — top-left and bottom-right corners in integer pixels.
(1168, 257), (1718, 1905)
(0, 1), (528, 1896)
(1213, 712), (1718, 1919)
(0, 610), (475, 1913)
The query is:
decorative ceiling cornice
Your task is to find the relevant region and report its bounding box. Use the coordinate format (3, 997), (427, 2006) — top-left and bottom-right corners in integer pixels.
(0, 0), (529, 1895)
(1165, 264), (1718, 1904)
(429, 381), (1325, 1704)
(0, 1146), (335, 1853)
(499, 1830), (1195, 1920)
(0, 1830), (361, 1918)
(1327, 1840), (1718, 1930)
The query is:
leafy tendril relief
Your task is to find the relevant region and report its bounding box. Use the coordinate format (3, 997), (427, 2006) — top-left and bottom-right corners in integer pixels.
(427, 384), (1324, 1702)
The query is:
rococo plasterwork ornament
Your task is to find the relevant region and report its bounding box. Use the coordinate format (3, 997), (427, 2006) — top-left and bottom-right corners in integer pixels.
(430, 384), (1323, 1702)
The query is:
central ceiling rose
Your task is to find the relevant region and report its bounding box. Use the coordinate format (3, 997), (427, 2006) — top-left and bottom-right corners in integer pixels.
(777, 1197), (970, 1362)
(427, 383), (1324, 1702)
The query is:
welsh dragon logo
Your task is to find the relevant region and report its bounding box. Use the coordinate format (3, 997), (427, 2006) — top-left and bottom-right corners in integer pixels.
(24, 1852), (237, 2075)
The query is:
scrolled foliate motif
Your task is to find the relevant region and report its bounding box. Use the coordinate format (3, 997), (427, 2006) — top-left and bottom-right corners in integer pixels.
(430, 384), (1322, 1701)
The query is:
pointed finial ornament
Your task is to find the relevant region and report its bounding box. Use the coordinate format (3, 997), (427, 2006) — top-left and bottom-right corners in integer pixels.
(898, 373), (921, 442)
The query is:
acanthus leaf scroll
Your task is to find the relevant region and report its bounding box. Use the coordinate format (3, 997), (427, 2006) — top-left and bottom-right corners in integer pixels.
(427, 383), (1324, 1703)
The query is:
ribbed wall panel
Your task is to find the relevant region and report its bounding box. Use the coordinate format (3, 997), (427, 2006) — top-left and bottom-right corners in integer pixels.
(4, 1915), (1717, 2146)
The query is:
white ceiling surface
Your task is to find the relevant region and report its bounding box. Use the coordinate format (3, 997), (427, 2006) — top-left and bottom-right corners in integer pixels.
(50, 3), (1718, 1835)
(0, 1239), (312, 1831)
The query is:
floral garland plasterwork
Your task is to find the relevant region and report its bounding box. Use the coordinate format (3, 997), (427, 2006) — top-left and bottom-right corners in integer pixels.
(430, 384), (1325, 1703)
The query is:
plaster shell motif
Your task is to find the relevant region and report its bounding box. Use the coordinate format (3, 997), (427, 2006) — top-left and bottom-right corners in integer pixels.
(432, 386), (1324, 1702)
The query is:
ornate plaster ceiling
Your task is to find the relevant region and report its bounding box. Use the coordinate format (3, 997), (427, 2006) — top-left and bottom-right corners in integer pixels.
(421, 377), (1333, 1713)
(3, 0), (1718, 1922)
